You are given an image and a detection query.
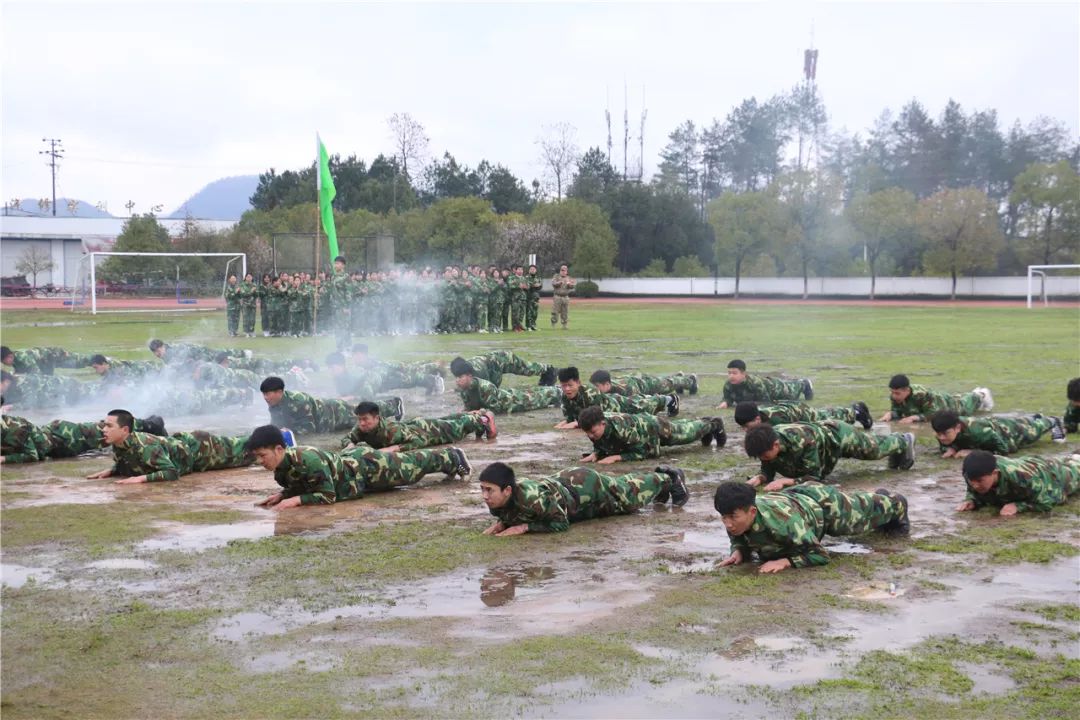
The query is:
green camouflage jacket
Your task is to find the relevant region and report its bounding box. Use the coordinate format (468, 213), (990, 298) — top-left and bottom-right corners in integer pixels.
(273, 446), (367, 504)
(489, 476), (577, 533)
(269, 390), (354, 434)
(342, 416), (422, 450)
(561, 385), (660, 423)
(458, 377), (507, 413)
(939, 416), (1039, 455)
(722, 374), (800, 404)
(1, 414), (52, 463)
(728, 491), (829, 568)
(965, 455), (1080, 513)
(591, 413), (661, 461)
(110, 432), (194, 482)
(890, 384), (958, 421)
(759, 422), (840, 483)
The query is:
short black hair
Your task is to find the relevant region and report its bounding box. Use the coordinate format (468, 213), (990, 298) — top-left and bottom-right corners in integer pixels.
(148, 339), (165, 352)
(260, 376), (285, 393)
(334, 255), (346, 264)
(325, 352), (346, 367)
(962, 450), (998, 481)
(929, 410), (962, 432)
(889, 374), (911, 390)
(577, 405), (606, 431)
(733, 402), (762, 427)
(744, 425), (778, 458)
(589, 370), (612, 385)
(354, 401), (380, 416)
(1068, 377), (1080, 402)
(478, 461), (516, 490)
(727, 359), (747, 371)
(90, 354), (109, 365)
(352, 343), (369, 354)
(245, 424), (286, 451)
(0, 346), (11, 360)
(714, 481), (757, 515)
(107, 409), (134, 432)
(450, 357), (475, 377)
(214, 351), (230, 364)
(557, 366), (579, 383)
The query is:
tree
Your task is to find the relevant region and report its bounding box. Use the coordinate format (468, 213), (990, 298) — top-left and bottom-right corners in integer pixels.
(387, 112), (429, 181)
(655, 120), (700, 197)
(481, 163), (534, 214)
(784, 83), (828, 171)
(1010, 160), (1080, 265)
(672, 255), (710, 277)
(918, 187), (1003, 299)
(426, 197), (498, 264)
(568, 147), (620, 204)
(705, 96), (790, 192)
(572, 228), (618, 279)
(530, 199), (615, 272)
(98, 214), (174, 282)
(536, 122), (579, 200)
(845, 188), (917, 299)
(422, 152), (484, 202)
(708, 191), (780, 298)
(774, 170), (841, 299)
(493, 216), (560, 269)
(15, 245), (55, 294)
(636, 258), (668, 277)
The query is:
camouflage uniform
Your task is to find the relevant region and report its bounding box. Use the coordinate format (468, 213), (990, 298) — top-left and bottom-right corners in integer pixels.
(8, 375), (96, 408)
(195, 362), (259, 390)
(458, 377), (561, 415)
(3, 346), (94, 375)
(465, 351), (551, 388)
(757, 421), (908, 484)
(341, 413), (486, 450)
(488, 274), (507, 333)
(525, 271), (543, 330)
(358, 359), (442, 392)
(507, 274), (528, 330)
(488, 466), (671, 533)
(722, 374), (807, 405)
(590, 413), (713, 461)
(269, 390), (397, 434)
(272, 445), (464, 504)
(727, 482), (907, 568)
(751, 401), (859, 426)
(964, 455), (1080, 513)
(2, 415), (157, 463)
(550, 273), (574, 328)
(258, 280), (271, 334)
(239, 280), (259, 335)
(224, 282), (241, 336)
(161, 343), (245, 365)
(561, 385), (668, 424)
(604, 373), (696, 396)
(109, 430), (252, 481)
(333, 371), (378, 400)
(149, 387), (253, 416)
(939, 415), (1056, 455)
(889, 384), (981, 421)
(328, 269), (352, 349)
(1063, 404), (1080, 434)
(1, 415), (52, 463)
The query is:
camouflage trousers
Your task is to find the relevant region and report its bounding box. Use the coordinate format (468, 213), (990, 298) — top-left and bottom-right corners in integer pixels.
(500, 298), (511, 330)
(999, 415), (1054, 448)
(950, 391), (982, 415)
(525, 293), (540, 330)
(474, 297), (489, 331)
(241, 305), (257, 334)
(490, 386), (562, 415)
(378, 363), (441, 391)
(226, 305), (240, 336)
(625, 373), (696, 395)
(488, 298), (504, 332)
(151, 388), (252, 415)
(510, 294), (526, 330)
(657, 418), (712, 447)
(182, 431), (254, 471)
(348, 446), (461, 494)
(602, 393), (668, 416)
(830, 422), (906, 460)
(472, 350), (549, 387)
(405, 413), (486, 446)
(554, 467), (670, 523)
(551, 296), (569, 327)
(787, 482), (905, 536)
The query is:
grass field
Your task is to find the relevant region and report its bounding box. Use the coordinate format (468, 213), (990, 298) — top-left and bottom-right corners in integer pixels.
(2, 300), (1079, 718)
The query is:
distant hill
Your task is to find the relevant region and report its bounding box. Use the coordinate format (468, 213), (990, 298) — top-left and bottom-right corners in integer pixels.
(3, 198), (115, 218)
(168, 175), (259, 220)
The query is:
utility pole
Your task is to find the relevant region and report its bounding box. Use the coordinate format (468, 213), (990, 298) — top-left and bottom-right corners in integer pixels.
(39, 138), (64, 217)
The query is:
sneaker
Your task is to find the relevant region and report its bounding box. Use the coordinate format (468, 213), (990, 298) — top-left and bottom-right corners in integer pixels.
(432, 375), (445, 395)
(700, 417), (716, 446)
(852, 401), (873, 430)
(890, 432), (916, 471)
(874, 488), (910, 536)
(480, 409), (498, 440)
(712, 417), (727, 448)
(1051, 416), (1067, 443)
(391, 396), (405, 421)
(656, 465), (689, 507)
(143, 415), (168, 436)
(802, 378), (814, 401)
(478, 328), (488, 334)
(689, 374), (699, 396)
(243, 349), (254, 359)
(974, 387), (994, 411)
(666, 393), (680, 417)
(447, 447), (472, 480)
(538, 365), (557, 387)
(280, 428), (296, 448)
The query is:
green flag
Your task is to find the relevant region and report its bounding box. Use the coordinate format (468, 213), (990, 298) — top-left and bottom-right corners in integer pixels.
(317, 134), (339, 259)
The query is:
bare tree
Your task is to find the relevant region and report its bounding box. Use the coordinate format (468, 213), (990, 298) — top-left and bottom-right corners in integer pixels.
(387, 112), (430, 181)
(16, 245), (56, 295)
(537, 122), (579, 200)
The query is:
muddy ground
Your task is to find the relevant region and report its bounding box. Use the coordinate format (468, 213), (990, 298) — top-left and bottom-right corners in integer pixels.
(2, 306), (1078, 718)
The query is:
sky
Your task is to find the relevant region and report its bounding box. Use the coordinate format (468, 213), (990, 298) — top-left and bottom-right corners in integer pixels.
(2, 1), (1077, 216)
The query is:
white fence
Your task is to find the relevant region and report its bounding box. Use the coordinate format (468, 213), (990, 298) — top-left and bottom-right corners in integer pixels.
(549, 275), (1080, 299)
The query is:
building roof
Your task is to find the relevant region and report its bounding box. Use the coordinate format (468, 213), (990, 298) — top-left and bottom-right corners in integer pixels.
(0, 216), (237, 241)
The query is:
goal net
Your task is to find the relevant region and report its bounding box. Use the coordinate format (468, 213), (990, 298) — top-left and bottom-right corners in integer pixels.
(1027, 264), (1080, 308)
(70, 252), (247, 314)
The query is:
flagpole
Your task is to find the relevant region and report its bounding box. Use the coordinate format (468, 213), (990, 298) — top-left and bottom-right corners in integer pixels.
(314, 133), (321, 336)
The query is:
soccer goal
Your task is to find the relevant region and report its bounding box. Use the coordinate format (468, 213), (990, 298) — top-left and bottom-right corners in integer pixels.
(1027, 264), (1080, 308)
(70, 252), (247, 314)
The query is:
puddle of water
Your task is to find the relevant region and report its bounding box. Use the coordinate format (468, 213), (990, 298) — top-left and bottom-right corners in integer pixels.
(825, 541), (873, 555)
(679, 530), (729, 552)
(6, 483), (115, 508)
(1, 563), (56, 589)
(755, 635), (801, 651)
(847, 582), (906, 600)
(138, 520), (274, 552)
(85, 558), (158, 570)
(491, 431), (563, 448)
(245, 650), (336, 674)
(212, 611), (279, 642)
(955, 661), (1018, 694)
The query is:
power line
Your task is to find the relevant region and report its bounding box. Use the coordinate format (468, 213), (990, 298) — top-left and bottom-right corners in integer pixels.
(39, 138), (63, 217)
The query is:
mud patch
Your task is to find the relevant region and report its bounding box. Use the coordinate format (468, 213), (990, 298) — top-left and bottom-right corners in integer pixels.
(138, 520), (275, 552)
(1, 563), (56, 588)
(84, 558), (158, 570)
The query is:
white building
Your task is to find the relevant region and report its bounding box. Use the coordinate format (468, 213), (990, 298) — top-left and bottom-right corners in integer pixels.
(0, 216), (237, 288)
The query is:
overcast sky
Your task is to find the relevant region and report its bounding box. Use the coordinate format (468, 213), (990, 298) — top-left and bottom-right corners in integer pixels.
(2, 1), (1077, 216)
